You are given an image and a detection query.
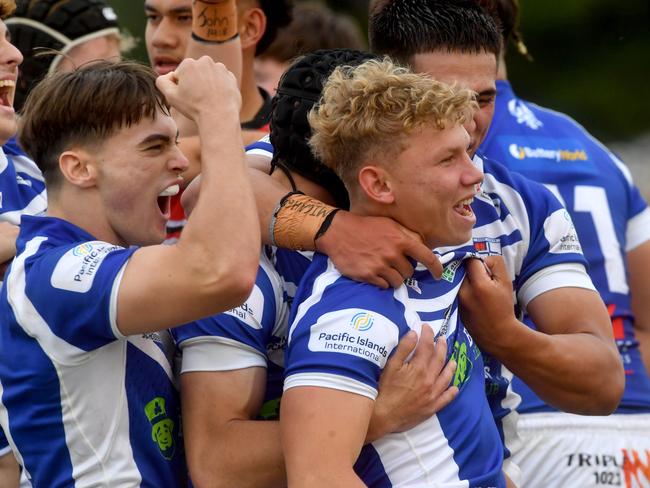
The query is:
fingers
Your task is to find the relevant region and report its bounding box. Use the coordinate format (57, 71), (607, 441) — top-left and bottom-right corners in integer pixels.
(431, 385), (459, 413)
(387, 330), (418, 366)
(485, 255), (507, 281)
(401, 237), (442, 280)
(378, 267), (408, 289)
(411, 323), (435, 364)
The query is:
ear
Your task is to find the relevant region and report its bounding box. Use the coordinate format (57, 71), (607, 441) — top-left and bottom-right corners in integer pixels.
(58, 149), (98, 188)
(239, 6), (266, 51)
(357, 165), (395, 205)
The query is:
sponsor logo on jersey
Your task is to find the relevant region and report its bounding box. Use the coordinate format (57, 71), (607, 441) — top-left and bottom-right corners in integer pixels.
(441, 259), (463, 283)
(72, 243), (94, 257)
(508, 99), (543, 130)
(473, 237), (502, 255)
(544, 209), (583, 255)
(144, 396), (176, 460)
(404, 277), (422, 295)
(508, 143), (588, 163)
(51, 241), (122, 293)
(267, 334), (287, 367)
(308, 309), (399, 368)
(225, 284), (265, 329)
(350, 312), (374, 331)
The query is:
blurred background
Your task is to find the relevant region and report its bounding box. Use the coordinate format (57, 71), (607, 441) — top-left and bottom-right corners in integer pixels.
(110, 0), (650, 195)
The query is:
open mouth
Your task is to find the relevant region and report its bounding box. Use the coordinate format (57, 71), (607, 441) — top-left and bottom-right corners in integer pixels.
(153, 58), (180, 76)
(0, 80), (15, 108)
(157, 184), (180, 216)
(453, 197), (474, 217)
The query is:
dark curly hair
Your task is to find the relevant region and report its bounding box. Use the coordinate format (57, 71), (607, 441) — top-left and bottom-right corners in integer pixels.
(270, 49), (379, 209)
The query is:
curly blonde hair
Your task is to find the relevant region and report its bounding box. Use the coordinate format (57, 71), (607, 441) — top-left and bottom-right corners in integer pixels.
(0, 0), (15, 19)
(308, 58), (477, 186)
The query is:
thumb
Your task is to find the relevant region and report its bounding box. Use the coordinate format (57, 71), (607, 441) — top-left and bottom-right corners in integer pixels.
(155, 71), (179, 97)
(485, 255), (507, 281)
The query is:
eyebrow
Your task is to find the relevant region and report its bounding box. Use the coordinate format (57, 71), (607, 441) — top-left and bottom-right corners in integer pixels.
(144, 4), (192, 15)
(477, 88), (497, 98)
(138, 133), (175, 147)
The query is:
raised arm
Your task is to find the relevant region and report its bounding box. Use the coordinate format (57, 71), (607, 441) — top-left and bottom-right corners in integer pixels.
(116, 56), (260, 335)
(185, 0), (242, 83)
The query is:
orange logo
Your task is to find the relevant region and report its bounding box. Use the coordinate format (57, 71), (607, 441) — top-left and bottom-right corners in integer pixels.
(623, 449), (650, 487)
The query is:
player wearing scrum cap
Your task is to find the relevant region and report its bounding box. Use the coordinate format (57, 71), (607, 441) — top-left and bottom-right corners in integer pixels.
(6, 0), (133, 111)
(0, 56), (259, 485)
(174, 48), (459, 487)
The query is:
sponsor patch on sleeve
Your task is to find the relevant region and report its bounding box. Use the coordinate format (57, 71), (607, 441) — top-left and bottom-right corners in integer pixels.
(307, 308), (400, 368)
(544, 209), (583, 254)
(50, 241), (123, 293)
(224, 284), (265, 329)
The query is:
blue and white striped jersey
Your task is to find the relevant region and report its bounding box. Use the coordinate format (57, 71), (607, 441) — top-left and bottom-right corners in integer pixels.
(285, 250), (506, 488)
(0, 216), (185, 487)
(481, 80), (650, 415)
(0, 139), (47, 225)
(247, 136), (594, 460)
(171, 251), (290, 419)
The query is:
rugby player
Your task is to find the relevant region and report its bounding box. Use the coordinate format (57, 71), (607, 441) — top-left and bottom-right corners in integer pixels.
(6, 0), (129, 112)
(280, 57), (508, 488)
(174, 49), (459, 487)
(476, 0), (650, 485)
(0, 57), (259, 486)
(0, 2), (42, 484)
(367, 0), (624, 482)
(144, 0), (291, 242)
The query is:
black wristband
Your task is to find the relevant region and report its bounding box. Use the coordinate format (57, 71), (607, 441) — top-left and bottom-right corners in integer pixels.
(191, 32), (240, 44)
(314, 208), (340, 242)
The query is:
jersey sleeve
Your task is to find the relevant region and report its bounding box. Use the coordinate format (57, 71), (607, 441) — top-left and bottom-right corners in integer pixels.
(245, 135), (274, 160)
(616, 164), (650, 251)
(502, 166), (595, 308)
(172, 254), (288, 373)
(20, 240), (137, 357)
(284, 279), (403, 401)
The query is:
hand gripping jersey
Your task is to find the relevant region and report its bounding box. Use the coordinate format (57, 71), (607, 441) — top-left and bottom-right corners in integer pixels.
(0, 216), (185, 487)
(171, 250), (290, 419)
(285, 251), (506, 488)
(481, 80), (650, 414)
(0, 139), (47, 225)
(246, 137), (594, 463)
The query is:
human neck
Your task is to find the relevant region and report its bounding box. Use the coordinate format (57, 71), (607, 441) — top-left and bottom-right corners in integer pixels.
(271, 169), (337, 206)
(47, 188), (124, 246)
(239, 51), (265, 124)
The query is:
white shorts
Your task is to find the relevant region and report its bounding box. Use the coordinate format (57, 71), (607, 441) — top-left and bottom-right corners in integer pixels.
(511, 412), (650, 488)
